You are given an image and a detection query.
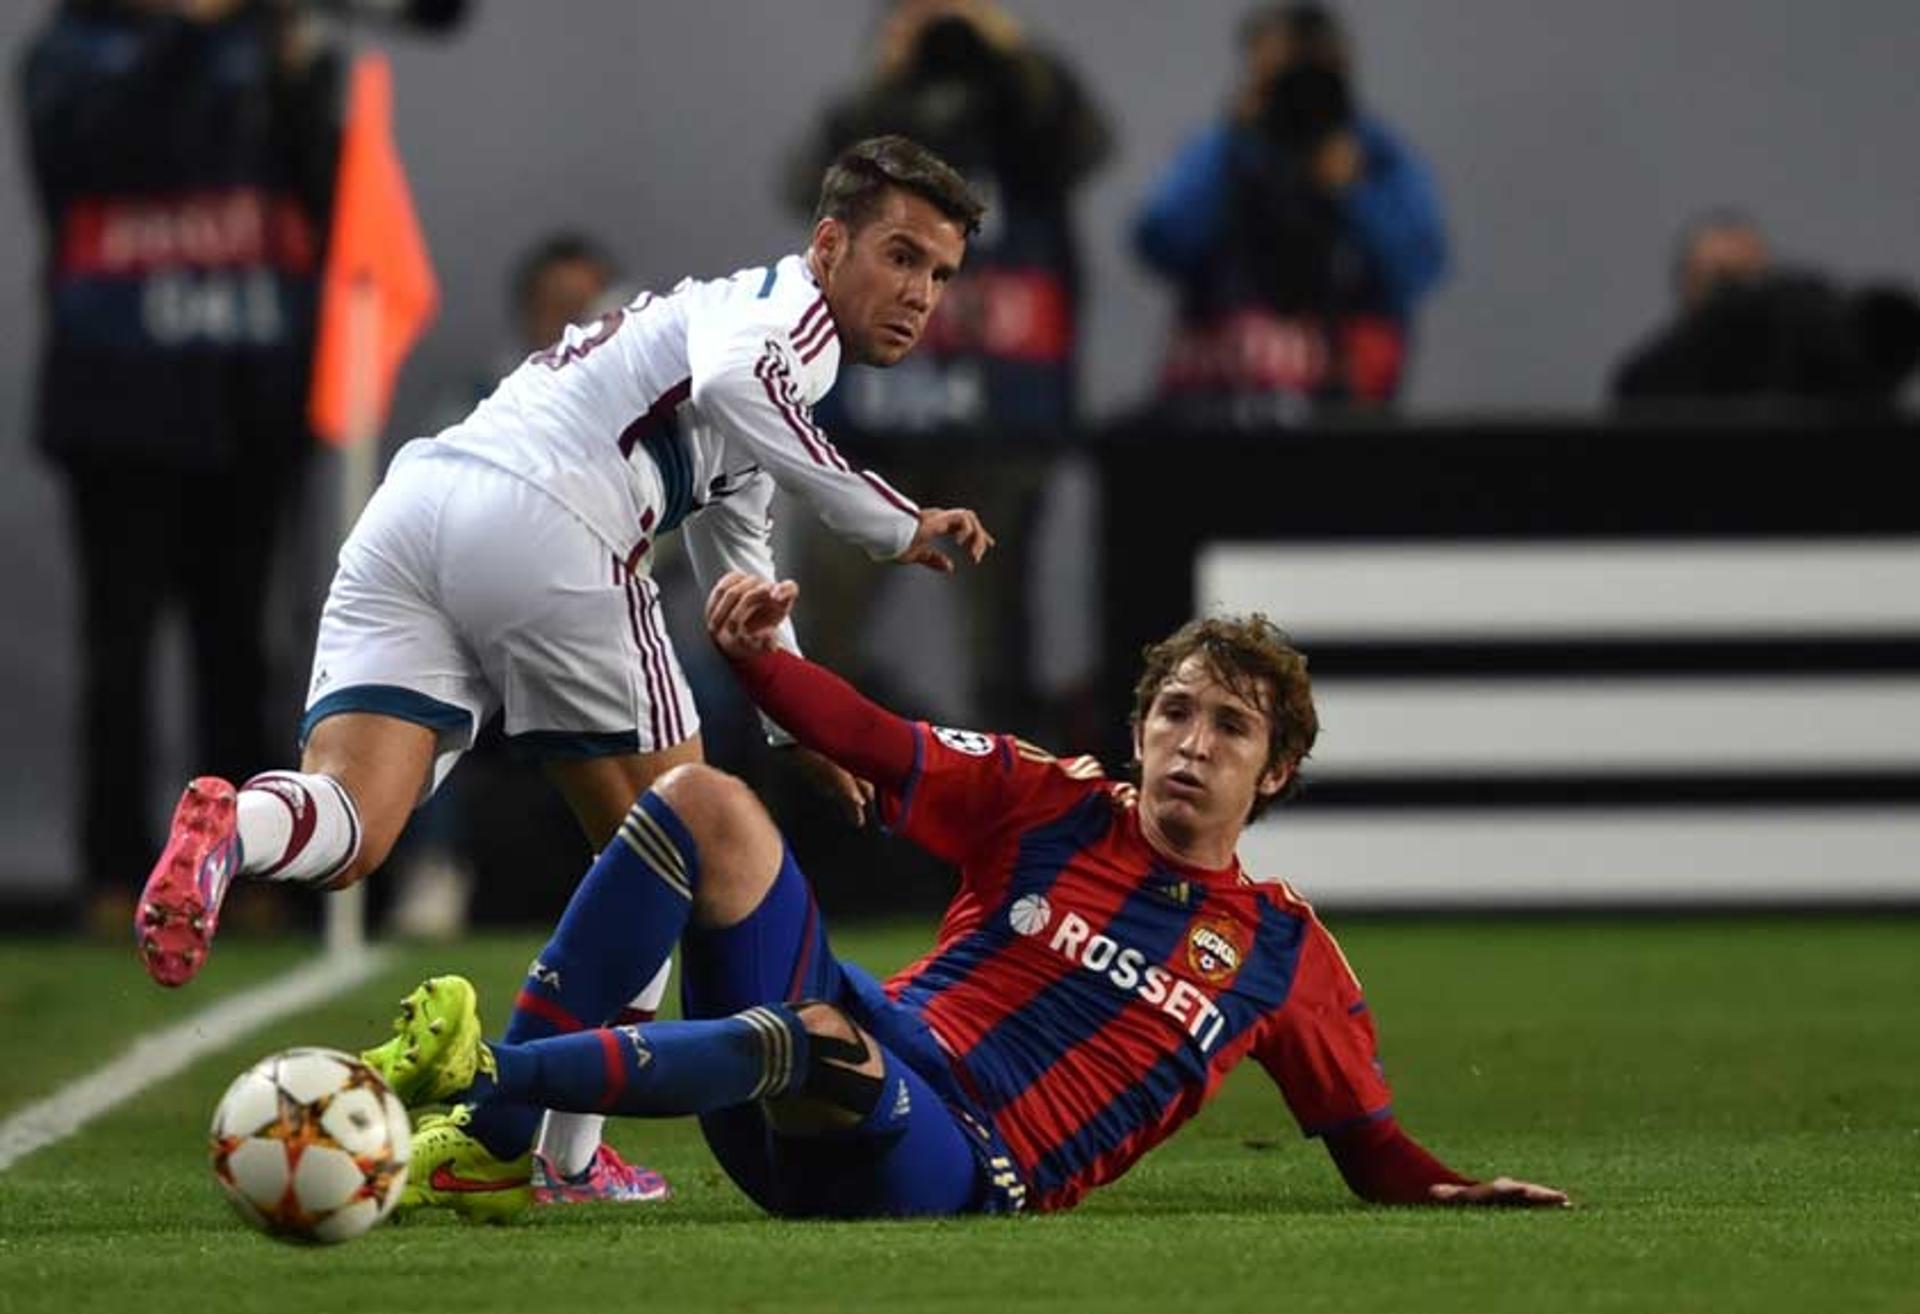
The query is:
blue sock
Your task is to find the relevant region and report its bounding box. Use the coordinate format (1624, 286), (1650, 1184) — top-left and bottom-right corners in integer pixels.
(488, 1006), (808, 1117)
(464, 792), (700, 1158)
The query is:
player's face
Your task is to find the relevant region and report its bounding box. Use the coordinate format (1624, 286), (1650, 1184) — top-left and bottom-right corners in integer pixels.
(1680, 224), (1770, 309)
(813, 189), (967, 366)
(520, 257), (612, 353)
(1134, 656), (1291, 861)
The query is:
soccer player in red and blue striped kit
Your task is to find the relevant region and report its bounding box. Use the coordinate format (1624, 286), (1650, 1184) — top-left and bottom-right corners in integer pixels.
(367, 572), (1568, 1217)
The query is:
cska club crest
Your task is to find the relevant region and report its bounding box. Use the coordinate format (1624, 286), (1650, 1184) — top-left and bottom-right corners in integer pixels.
(1186, 916), (1248, 986)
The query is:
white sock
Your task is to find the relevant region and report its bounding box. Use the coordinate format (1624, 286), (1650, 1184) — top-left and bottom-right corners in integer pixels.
(537, 1112), (607, 1179)
(236, 772), (362, 887)
(537, 959), (674, 1177)
(628, 957), (673, 1015)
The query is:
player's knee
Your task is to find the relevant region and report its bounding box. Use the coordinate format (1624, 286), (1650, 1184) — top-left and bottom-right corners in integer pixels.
(794, 1000), (882, 1071)
(653, 766), (784, 926)
(649, 763), (758, 844)
(763, 1001), (885, 1135)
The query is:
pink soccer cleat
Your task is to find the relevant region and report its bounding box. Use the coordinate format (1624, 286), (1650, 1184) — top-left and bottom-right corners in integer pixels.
(135, 777), (242, 987)
(531, 1144), (671, 1206)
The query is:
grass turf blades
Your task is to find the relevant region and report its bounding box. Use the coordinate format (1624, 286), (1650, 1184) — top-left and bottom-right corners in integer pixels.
(1, 918), (1916, 1314)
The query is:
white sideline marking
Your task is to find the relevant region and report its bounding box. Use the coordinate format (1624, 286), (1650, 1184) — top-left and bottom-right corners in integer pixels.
(0, 948), (389, 1172)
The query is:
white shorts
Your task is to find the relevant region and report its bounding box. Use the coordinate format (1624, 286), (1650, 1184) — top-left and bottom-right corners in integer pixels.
(303, 442), (697, 794)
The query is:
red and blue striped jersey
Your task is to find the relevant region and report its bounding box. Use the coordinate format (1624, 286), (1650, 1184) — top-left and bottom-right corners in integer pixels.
(881, 724), (1393, 1212)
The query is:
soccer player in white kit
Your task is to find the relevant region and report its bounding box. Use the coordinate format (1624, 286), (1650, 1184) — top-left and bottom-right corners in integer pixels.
(133, 135), (992, 1209)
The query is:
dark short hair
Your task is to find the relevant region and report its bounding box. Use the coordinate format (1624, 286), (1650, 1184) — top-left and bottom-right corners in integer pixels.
(1238, 2), (1344, 52)
(813, 135), (985, 237)
(509, 232), (616, 317)
(1131, 614), (1319, 820)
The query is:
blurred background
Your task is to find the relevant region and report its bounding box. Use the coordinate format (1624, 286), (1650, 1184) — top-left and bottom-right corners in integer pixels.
(4, 0), (1916, 935)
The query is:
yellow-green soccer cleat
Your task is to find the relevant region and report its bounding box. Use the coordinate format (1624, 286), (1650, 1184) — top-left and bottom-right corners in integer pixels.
(361, 975), (495, 1107)
(398, 1105), (532, 1222)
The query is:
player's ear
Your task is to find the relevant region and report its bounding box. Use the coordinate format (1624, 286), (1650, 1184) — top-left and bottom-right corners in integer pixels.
(811, 216), (848, 279)
(1130, 721), (1143, 763)
(1256, 760), (1293, 801)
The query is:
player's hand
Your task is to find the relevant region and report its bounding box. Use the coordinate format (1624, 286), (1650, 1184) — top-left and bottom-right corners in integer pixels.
(705, 571), (796, 659)
(1429, 1177), (1571, 1209)
(792, 747), (875, 826)
(897, 507), (994, 574)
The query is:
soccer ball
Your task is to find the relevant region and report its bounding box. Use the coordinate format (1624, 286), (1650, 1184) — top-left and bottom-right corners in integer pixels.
(208, 1046), (411, 1244)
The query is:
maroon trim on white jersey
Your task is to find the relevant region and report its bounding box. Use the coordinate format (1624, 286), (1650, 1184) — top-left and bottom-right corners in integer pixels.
(753, 350), (847, 470)
(615, 556), (665, 748)
(794, 312), (837, 365)
(636, 574), (688, 745)
(791, 292), (828, 345)
(857, 470), (920, 516)
(752, 345), (918, 524)
(617, 377), (693, 458)
(645, 576), (691, 749)
(615, 557), (689, 749)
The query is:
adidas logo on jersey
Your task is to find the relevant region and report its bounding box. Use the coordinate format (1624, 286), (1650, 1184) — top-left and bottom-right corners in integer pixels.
(1046, 910), (1227, 1053)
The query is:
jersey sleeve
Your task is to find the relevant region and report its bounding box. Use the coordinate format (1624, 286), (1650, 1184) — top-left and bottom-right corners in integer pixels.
(681, 468), (778, 596)
(879, 725), (1104, 868)
(687, 306), (919, 562)
(680, 473), (800, 744)
(1253, 916), (1395, 1138)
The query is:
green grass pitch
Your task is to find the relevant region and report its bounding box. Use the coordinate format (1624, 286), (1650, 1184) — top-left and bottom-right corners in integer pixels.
(2, 917), (1916, 1314)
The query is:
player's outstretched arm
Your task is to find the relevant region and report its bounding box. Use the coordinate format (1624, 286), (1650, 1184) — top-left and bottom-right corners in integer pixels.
(896, 507), (995, 574)
(705, 571), (799, 659)
(703, 572), (876, 821)
(706, 572), (918, 791)
(1324, 1117), (1570, 1209)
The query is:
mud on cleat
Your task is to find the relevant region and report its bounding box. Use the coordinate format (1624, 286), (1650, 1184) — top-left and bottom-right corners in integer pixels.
(532, 1144), (671, 1206)
(361, 975), (495, 1107)
(135, 777), (241, 988)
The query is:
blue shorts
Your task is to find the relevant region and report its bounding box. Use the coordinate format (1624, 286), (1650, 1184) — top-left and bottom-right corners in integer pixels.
(678, 846), (1026, 1218)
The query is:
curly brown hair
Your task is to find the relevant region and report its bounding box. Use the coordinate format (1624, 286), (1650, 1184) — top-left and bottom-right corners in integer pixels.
(1130, 614), (1318, 820)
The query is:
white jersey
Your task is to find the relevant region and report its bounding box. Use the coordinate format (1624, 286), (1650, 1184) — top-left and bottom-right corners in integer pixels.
(433, 252), (922, 593)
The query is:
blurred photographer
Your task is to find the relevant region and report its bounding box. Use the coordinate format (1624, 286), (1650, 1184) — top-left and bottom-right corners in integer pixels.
(1612, 268), (1920, 410)
(782, 2), (1111, 736)
(1612, 210), (1920, 410)
(785, 0), (1109, 437)
(1135, 2), (1448, 422)
(20, 0), (344, 928)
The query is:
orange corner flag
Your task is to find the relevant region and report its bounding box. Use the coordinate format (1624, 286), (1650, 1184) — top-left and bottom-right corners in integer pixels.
(309, 51), (438, 447)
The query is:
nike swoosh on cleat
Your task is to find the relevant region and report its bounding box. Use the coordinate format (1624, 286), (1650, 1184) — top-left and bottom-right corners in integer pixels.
(428, 1162), (529, 1194)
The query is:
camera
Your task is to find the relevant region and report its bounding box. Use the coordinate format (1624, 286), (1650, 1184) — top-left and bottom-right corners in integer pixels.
(1256, 62), (1352, 153)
